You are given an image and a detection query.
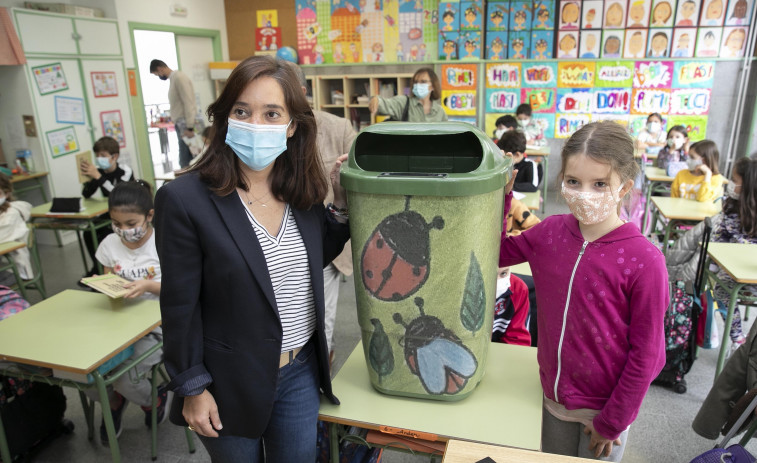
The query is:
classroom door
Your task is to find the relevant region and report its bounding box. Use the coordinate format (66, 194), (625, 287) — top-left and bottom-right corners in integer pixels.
(176, 35), (215, 128)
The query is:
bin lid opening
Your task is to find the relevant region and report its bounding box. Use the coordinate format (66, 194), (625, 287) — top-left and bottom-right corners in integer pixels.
(354, 132), (484, 174)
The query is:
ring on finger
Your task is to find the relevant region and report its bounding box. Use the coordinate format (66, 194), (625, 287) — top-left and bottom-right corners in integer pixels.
(188, 425), (195, 431)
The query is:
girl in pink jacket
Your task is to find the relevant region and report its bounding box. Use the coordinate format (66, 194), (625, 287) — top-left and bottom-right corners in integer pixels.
(499, 121), (669, 461)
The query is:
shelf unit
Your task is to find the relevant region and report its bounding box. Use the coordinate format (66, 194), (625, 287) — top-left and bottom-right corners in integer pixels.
(313, 73), (413, 131)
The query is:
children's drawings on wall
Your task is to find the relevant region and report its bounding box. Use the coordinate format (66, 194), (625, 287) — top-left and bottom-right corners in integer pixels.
(670, 88), (711, 114)
(579, 30), (601, 57)
(647, 28), (672, 57)
(700, 0), (726, 26)
(559, 1), (581, 29)
(510, 1), (532, 31)
(508, 31), (530, 58)
(651, 0), (676, 27)
(627, 0), (652, 28)
(522, 62), (557, 87)
(671, 28), (697, 57)
(486, 32), (508, 59)
(442, 90), (477, 115)
(725, 0), (753, 26)
(486, 2), (509, 31)
(459, 31), (482, 60)
(557, 62), (596, 87)
(32, 62), (68, 96)
(601, 30), (624, 57)
(675, 0), (702, 26)
(668, 115), (708, 140)
(633, 61), (674, 88)
(720, 26), (748, 57)
(673, 60), (715, 87)
(532, 1), (555, 29)
(555, 113), (591, 138)
(604, 1), (627, 28)
(442, 63), (477, 116)
(582, 1), (603, 29)
(624, 29), (649, 58)
(530, 30), (554, 59)
(595, 61), (635, 87)
(631, 88), (671, 114)
(486, 89), (520, 112)
(556, 88), (593, 113)
(557, 30), (579, 58)
(444, 64), (478, 89)
(486, 62), (522, 88)
(695, 27), (723, 56)
(522, 87), (556, 112)
(593, 88), (632, 113)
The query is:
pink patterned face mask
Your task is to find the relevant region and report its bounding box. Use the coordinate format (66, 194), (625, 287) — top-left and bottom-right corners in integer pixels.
(561, 182), (623, 225)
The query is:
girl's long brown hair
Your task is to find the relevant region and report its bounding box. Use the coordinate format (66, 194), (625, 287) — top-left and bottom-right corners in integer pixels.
(190, 55), (327, 209)
(723, 154), (757, 237)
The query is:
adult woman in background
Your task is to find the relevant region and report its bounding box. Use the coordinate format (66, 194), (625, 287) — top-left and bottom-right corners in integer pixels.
(155, 55), (350, 461)
(369, 67), (448, 122)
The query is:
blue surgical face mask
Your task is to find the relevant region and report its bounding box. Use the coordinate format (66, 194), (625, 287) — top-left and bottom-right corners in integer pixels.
(96, 157), (112, 170)
(225, 118), (291, 171)
(412, 82), (430, 99)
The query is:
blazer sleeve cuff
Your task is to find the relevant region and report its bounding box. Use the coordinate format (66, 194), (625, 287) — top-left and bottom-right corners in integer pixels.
(167, 364), (213, 397)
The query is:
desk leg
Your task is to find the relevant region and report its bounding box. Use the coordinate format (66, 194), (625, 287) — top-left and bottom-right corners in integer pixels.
(75, 231), (90, 273)
(715, 283), (746, 380)
(151, 364), (159, 460)
(330, 422), (340, 463)
(94, 371), (121, 463)
(4, 255), (27, 301)
(79, 390), (96, 440)
(89, 220), (104, 274)
(0, 409), (12, 463)
(36, 177), (48, 203)
(662, 220), (675, 255)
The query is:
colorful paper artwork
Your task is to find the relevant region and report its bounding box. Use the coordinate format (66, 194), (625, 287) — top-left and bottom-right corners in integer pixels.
(442, 89), (477, 115)
(673, 60), (715, 88)
(459, 31), (482, 59)
(439, 31), (460, 60)
(532, 1), (555, 29)
(651, 0), (676, 27)
(45, 126), (79, 158)
(647, 28), (672, 57)
(695, 27), (723, 56)
(675, 0), (701, 27)
(579, 30), (601, 57)
(669, 115), (708, 140)
(669, 88), (711, 114)
(509, 1), (532, 31)
(699, 0), (726, 26)
(627, 0), (652, 28)
(557, 30), (579, 58)
(522, 87), (556, 112)
(440, 2), (461, 31)
(508, 31), (530, 58)
(100, 110), (126, 147)
(558, 0), (581, 29)
(486, 88), (521, 112)
(487, 1), (509, 31)
(256, 9), (278, 27)
(633, 61), (674, 88)
(592, 88), (632, 113)
(724, 0), (753, 26)
(461, 2), (483, 30)
(603, 0), (627, 28)
(522, 61), (557, 87)
(595, 61), (635, 87)
(671, 28), (697, 57)
(90, 71), (118, 98)
(556, 88), (593, 113)
(32, 62), (68, 96)
(601, 30), (624, 57)
(533, 114), (555, 138)
(486, 31), (508, 59)
(624, 29), (649, 58)
(557, 62), (596, 88)
(486, 62), (522, 88)
(443, 63), (478, 89)
(720, 26), (748, 57)
(581, 0), (604, 28)
(530, 30), (554, 59)
(631, 87), (671, 114)
(555, 113), (591, 138)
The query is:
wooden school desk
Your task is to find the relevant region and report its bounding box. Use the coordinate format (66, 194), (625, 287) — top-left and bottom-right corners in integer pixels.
(642, 166), (674, 233)
(706, 243), (757, 379)
(525, 145), (550, 214)
(0, 241), (28, 300)
(0, 290), (163, 463)
(11, 171), (49, 202)
(648, 196), (720, 254)
(319, 341), (542, 463)
(30, 198), (110, 273)
(442, 439), (597, 462)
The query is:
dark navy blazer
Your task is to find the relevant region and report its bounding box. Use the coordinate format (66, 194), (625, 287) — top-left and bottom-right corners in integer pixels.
(154, 172), (349, 439)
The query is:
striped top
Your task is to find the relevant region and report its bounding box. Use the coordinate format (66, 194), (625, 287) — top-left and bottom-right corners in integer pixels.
(240, 197), (315, 352)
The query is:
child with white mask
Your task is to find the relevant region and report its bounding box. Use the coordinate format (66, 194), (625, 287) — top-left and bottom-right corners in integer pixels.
(499, 121), (669, 461)
(655, 125), (689, 170)
(635, 113), (668, 154)
(671, 139), (725, 202)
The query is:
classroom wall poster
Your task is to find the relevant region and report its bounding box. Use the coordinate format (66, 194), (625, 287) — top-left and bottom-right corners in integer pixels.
(631, 87), (671, 114)
(556, 88), (593, 113)
(592, 88), (632, 113)
(668, 115), (708, 140)
(595, 61), (635, 87)
(522, 61), (557, 87)
(632, 60), (674, 87)
(673, 60), (715, 87)
(90, 72), (118, 98)
(557, 62), (596, 87)
(555, 113), (591, 138)
(669, 88), (711, 115)
(628, 114), (652, 137)
(533, 114), (555, 139)
(591, 113), (630, 128)
(45, 126), (79, 158)
(486, 88), (520, 112)
(522, 87), (556, 112)
(100, 110), (126, 148)
(441, 89), (477, 115)
(442, 63), (477, 89)
(54, 96), (85, 125)
(32, 62), (68, 96)
(486, 62), (521, 88)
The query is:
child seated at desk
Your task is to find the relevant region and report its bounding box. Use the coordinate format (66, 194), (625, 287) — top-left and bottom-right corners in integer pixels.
(79, 137), (135, 279)
(656, 125), (689, 171)
(88, 180), (165, 445)
(516, 104), (547, 147)
(635, 113), (667, 154)
(671, 140), (724, 202)
(0, 174), (32, 286)
(498, 130), (542, 193)
(493, 115), (518, 142)
(491, 267), (531, 346)
(667, 155), (757, 348)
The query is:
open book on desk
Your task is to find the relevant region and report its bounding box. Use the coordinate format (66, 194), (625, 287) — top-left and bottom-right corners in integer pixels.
(79, 274), (131, 298)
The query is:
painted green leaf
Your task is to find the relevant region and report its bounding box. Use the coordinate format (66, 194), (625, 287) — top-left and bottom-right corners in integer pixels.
(369, 318), (394, 384)
(460, 251), (486, 333)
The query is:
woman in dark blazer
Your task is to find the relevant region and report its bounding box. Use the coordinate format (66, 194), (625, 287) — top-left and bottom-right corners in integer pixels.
(154, 55), (350, 462)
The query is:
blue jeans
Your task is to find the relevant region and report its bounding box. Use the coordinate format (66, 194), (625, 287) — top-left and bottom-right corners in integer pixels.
(175, 122), (192, 168)
(198, 339), (320, 462)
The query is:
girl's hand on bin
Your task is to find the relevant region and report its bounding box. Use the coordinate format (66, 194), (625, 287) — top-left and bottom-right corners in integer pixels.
(331, 153), (349, 210)
(502, 150), (518, 196)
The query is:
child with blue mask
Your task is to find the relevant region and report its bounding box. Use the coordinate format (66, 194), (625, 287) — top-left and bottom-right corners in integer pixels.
(368, 67), (448, 122)
(79, 136), (135, 280)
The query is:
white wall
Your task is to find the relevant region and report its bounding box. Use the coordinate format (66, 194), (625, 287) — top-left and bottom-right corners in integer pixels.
(114, 0), (228, 68)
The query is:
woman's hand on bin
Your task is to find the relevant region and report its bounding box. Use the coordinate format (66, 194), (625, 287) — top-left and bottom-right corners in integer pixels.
(331, 153), (349, 210)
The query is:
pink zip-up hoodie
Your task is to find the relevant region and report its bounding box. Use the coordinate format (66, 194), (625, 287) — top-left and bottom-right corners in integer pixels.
(499, 194), (668, 440)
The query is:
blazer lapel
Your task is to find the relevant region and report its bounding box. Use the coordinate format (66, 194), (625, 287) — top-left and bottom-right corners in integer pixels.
(210, 192), (278, 312)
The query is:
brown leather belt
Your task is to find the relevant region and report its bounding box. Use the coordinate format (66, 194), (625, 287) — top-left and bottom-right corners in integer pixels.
(279, 345), (303, 368)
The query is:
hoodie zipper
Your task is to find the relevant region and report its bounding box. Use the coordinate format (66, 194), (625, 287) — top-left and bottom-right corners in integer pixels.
(554, 240), (589, 403)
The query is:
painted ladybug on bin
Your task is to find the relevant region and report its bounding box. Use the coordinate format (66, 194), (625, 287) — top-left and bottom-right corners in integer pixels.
(361, 196), (445, 302)
(393, 297), (477, 395)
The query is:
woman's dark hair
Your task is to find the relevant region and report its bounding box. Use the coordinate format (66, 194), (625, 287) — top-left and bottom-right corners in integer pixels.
(497, 130), (527, 154)
(0, 174), (14, 214)
(109, 180), (154, 216)
(723, 154), (757, 236)
(667, 124), (688, 138)
(413, 67), (442, 101)
(689, 139), (720, 175)
(516, 103), (532, 117)
(191, 55), (327, 209)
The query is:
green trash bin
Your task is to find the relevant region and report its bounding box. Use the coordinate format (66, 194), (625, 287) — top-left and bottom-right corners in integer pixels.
(340, 122), (511, 401)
